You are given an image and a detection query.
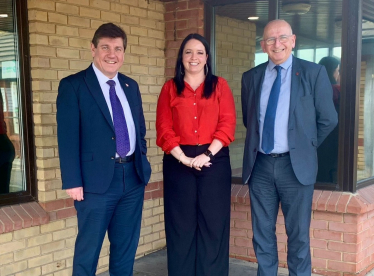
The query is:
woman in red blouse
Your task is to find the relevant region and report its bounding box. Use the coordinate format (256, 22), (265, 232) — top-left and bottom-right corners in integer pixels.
(156, 33), (236, 276)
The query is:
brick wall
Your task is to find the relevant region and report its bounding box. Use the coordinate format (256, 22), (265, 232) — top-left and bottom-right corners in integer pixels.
(0, 0), (166, 275)
(230, 184), (374, 276)
(215, 15), (256, 177)
(164, 0), (204, 80)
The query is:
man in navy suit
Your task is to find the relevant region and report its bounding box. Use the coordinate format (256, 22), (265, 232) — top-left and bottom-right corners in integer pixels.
(57, 23), (151, 276)
(241, 20), (337, 275)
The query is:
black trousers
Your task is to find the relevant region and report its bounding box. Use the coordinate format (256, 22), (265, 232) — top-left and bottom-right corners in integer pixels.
(163, 144), (231, 276)
(0, 134), (15, 194)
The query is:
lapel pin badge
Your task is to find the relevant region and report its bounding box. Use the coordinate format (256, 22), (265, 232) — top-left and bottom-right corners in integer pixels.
(125, 83), (129, 87)
(296, 72), (299, 76)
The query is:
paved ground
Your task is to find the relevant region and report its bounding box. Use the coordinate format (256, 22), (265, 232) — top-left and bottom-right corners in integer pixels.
(97, 248), (300, 276)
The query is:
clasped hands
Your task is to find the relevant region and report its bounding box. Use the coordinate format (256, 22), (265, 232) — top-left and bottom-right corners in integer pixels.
(180, 153), (211, 171)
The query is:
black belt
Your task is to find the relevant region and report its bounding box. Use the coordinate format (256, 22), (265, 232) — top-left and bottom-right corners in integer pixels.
(115, 154), (134, 163)
(259, 151), (289, 158)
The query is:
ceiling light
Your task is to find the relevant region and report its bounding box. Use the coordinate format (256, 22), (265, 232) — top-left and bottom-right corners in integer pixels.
(0, 14), (8, 18)
(248, 17), (259, 20)
(282, 1), (311, 15)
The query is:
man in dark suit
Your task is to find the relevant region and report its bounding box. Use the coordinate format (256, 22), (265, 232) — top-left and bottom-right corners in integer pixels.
(57, 23), (151, 276)
(241, 20), (337, 275)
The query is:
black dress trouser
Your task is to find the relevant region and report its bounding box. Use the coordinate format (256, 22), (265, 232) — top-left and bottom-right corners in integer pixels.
(163, 144), (231, 276)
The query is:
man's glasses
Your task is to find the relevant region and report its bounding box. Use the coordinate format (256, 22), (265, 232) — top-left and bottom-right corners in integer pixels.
(263, 35), (293, 45)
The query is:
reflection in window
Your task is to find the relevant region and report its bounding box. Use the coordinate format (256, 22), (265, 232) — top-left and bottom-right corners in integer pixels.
(357, 18), (374, 182)
(0, 0), (25, 194)
(215, 1), (269, 180)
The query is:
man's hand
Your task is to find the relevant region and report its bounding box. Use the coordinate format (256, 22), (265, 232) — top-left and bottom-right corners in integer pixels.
(66, 187), (84, 201)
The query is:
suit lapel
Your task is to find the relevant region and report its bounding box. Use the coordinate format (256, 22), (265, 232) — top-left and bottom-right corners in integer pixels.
(254, 62), (267, 122)
(289, 56), (301, 117)
(84, 65), (114, 131)
(118, 74), (138, 131)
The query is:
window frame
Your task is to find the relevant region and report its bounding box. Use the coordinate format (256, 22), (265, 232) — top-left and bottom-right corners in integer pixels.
(0, 0), (36, 207)
(204, 0), (371, 192)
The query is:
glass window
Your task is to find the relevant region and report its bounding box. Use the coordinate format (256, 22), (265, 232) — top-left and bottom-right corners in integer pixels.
(0, 0), (33, 203)
(282, 0), (342, 188)
(214, 0), (269, 182)
(357, 16), (374, 183)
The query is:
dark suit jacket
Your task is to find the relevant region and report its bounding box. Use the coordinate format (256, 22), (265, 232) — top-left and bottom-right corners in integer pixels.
(57, 65), (151, 193)
(241, 56), (338, 185)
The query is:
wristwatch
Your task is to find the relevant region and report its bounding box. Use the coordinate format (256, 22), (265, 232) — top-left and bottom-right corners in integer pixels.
(204, 149), (214, 160)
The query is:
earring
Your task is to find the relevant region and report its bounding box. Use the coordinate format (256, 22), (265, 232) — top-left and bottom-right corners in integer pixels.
(205, 64), (208, 76)
(180, 65), (184, 75)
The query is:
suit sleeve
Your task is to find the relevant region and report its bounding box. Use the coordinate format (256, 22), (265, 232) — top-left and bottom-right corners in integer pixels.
(241, 73), (249, 129)
(314, 66), (338, 146)
(136, 83), (147, 154)
(56, 78), (83, 189)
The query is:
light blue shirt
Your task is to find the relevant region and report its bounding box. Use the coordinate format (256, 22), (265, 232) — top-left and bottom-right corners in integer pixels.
(259, 55), (293, 154)
(92, 63), (136, 156)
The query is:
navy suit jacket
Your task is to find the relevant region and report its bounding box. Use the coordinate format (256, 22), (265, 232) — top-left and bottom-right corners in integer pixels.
(57, 65), (151, 193)
(241, 56), (338, 185)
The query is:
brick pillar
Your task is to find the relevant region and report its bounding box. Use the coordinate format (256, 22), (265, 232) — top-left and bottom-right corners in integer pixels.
(164, 0), (204, 80)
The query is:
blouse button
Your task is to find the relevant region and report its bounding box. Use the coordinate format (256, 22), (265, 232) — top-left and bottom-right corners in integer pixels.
(195, 130), (197, 133)
(193, 103), (196, 105)
(194, 117), (197, 119)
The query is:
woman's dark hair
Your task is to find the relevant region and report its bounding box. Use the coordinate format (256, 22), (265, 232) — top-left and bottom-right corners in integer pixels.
(174, 33), (218, 99)
(92, 23), (127, 50)
(318, 56), (340, 85)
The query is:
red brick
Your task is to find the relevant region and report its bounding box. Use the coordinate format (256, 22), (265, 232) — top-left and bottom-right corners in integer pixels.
(313, 211), (343, 222)
(65, 198), (74, 208)
(234, 220), (251, 229)
(234, 203), (251, 212)
(326, 192), (342, 212)
(314, 249), (342, 261)
(165, 1), (188, 12)
(176, 10), (194, 20)
(310, 219), (328, 230)
(145, 181), (159, 192)
(310, 238), (328, 249)
(317, 191), (332, 211)
(56, 207), (77, 220)
(343, 252), (357, 263)
(314, 229), (342, 241)
(231, 184), (242, 202)
(277, 233), (287, 243)
(231, 229), (247, 238)
(229, 245), (247, 256)
(343, 233), (358, 243)
(39, 199), (65, 212)
(278, 251), (287, 262)
(329, 222), (358, 233)
(12, 205), (33, 228)
(151, 189), (163, 199)
(0, 209), (13, 232)
(311, 257), (327, 269)
(328, 241), (358, 253)
(164, 12), (176, 22)
(312, 190), (322, 210)
(336, 194), (351, 213)
(276, 224), (286, 234)
(346, 196), (367, 214)
(188, 0), (203, 9)
(234, 237), (251, 247)
(144, 192), (151, 200)
(357, 185), (374, 205)
(2, 207), (23, 230)
(231, 211), (248, 220)
(49, 211), (57, 221)
(328, 261), (356, 273)
(176, 20), (188, 29)
(20, 203), (41, 226)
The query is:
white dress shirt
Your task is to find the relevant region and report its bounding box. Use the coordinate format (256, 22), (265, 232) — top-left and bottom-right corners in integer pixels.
(259, 55), (293, 154)
(92, 63), (136, 156)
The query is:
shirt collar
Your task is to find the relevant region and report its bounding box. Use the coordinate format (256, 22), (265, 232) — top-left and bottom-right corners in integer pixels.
(91, 62), (119, 85)
(267, 54), (293, 71)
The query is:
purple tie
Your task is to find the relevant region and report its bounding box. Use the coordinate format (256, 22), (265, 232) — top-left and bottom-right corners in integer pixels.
(107, 80), (130, 157)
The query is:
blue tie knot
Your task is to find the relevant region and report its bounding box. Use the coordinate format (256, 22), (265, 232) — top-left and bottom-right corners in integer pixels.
(107, 80), (116, 87)
(275, 65), (282, 73)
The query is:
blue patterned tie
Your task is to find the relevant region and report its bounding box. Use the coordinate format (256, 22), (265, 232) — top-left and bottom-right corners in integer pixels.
(262, 65), (282, 154)
(107, 80), (130, 157)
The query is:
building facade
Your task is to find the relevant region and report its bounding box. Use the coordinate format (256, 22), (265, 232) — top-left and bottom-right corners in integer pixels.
(0, 0), (373, 275)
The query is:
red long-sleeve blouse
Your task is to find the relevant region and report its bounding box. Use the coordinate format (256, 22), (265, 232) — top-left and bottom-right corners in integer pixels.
(156, 77), (236, 153)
